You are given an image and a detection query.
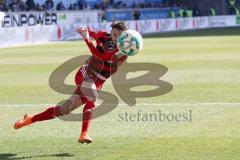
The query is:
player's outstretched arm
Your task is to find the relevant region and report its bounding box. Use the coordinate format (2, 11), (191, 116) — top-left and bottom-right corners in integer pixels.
(76, 27), (117, 61)
(87, 27), (98, 39)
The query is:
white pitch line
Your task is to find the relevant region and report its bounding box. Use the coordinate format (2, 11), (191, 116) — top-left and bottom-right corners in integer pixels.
(0, 103), (240, 107)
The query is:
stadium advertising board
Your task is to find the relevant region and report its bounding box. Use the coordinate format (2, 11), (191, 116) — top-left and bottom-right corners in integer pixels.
(27, 25), (57, 42)
(1, 12), (57, 28)
(139, 8), (171, 20)
(57, 11), (101, 26)
(176, 18), (194, 30)
(193, 17), (209, 29)
(105, 10), (132, 21)
(137, 20), (157, 34)
(159, 19), (176, 32)
(0, 12), (4, 24)
(125, 20), (138, 32)
(208, 16), (236, 27)
(89, 22), (113, 33)
(1, 15), (239, 48)
(0, 11), (101, 28)
(236, 16), (240, 25)
(105, 8), (177, 21)
(0, 27), (28, 47)
(58, 21), (113, 41)
(58, 24), (81, 41)
(0, 25), (57, 47)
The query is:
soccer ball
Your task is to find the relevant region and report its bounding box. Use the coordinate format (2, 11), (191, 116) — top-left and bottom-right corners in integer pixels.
(117, 30), (143, 56)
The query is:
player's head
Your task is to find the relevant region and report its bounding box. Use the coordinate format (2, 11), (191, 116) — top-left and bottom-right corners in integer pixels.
(97, 32), (116, 53)
(110, 21), (127, 43)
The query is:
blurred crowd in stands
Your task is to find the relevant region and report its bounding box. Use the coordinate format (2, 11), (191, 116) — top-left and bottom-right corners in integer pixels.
(228, 0), (240, 15)
(0, 0), (172, 12)
(0, 0), (240, 17)
(168, 0), (240, 18)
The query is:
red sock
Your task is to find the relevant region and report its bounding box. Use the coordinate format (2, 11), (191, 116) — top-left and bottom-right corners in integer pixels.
(81, 101), (95, 133)
(32, 106), (61, 123)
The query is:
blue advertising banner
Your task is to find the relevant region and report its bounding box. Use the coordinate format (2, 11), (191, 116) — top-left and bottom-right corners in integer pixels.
(106, 8), (179, 21)
(139, 8), (170, 19)
(105, 10), (132, 21)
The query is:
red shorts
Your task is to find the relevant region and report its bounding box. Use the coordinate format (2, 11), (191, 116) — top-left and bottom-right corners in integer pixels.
(73, 65), (105, 103)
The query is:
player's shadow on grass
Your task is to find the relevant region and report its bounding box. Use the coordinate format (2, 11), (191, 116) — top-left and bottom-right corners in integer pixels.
(0, 153), (74, 159)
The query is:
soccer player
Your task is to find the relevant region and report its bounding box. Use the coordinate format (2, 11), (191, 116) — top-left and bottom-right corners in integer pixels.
(14, 22), (128, 144)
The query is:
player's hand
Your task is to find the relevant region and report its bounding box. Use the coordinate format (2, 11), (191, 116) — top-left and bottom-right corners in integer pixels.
(76, 27), (89, 40)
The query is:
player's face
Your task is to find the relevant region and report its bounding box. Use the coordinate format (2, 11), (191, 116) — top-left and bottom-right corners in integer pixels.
(111, 28), (123, 43)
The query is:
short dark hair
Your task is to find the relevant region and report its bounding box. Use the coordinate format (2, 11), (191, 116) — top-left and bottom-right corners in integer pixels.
(111, 21), (127, 31)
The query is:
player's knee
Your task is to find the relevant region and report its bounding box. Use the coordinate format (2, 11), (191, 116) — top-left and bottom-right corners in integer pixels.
(59, 106), (71, 115)
(83, 101), (95, 113)
(87, 87), (98, 102)
(81, 79), (98, 102)
(59, 99), (75, 115)
(82, 89), (98, 102)
(86, 95), (97, 103)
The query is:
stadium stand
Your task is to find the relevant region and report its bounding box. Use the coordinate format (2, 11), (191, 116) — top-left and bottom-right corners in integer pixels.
(0, 0), (240, 20)
(0, 0), (173, 11)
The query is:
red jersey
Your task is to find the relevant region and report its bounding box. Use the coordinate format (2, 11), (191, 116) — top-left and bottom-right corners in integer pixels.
(83, 29), (127, 81)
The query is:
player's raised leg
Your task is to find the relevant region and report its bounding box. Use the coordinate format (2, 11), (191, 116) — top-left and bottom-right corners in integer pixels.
(14, 94), (84, 129)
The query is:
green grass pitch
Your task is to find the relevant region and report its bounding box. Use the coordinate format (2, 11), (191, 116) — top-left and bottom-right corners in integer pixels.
(0, 35), (240, 159)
